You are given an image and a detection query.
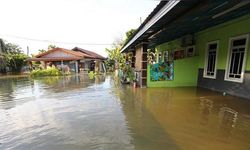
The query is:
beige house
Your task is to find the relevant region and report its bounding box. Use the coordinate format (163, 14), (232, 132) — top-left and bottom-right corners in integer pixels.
(28, 47), (106, 73)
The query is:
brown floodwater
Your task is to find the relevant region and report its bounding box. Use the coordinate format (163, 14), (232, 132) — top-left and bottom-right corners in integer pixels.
(0, 75), (250, 150)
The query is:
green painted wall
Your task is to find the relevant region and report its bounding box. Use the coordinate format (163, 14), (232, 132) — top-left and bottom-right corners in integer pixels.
(157, 39), (182, 52)
(196, 14), (250, 70)
(148, 38), (199, 87)
(147, 14), (250, 88)
(147, 56), (199, 87)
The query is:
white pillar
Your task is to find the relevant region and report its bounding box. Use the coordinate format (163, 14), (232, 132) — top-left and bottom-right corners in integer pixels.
(75, 61), (78, 73)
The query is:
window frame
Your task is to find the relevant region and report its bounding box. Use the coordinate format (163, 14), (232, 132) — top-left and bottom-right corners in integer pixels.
(203, 40), (219, 79)
(224, 34), (249, 83)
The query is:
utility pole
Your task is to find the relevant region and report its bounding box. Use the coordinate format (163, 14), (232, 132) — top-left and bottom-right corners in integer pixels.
(27, 46), (29, 56)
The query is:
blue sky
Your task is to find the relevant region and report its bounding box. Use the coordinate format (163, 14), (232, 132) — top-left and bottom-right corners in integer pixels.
(0, 0), (159, 56)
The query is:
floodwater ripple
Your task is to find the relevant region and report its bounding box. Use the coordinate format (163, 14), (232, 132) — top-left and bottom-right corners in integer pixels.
(0, 75), (250, 150)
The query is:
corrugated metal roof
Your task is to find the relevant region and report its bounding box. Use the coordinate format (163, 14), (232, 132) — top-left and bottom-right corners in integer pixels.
(121, 0), (250, 51)
(72, 47), (106, 60)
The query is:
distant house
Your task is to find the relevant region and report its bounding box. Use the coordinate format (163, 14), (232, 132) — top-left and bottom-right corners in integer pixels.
(28, 47), (106, 73)
(72, 47), (106, 73)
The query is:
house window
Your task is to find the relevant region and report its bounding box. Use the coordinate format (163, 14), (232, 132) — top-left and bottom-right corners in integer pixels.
(225, 35), (249, 82)
(204, 41), (218, 79)
(186, 46), (195, 57)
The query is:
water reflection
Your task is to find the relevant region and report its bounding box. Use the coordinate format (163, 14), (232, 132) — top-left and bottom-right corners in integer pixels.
(117, 86), (250, 150)
(0, 75), (133, 150)
(200, 98), (213, 125)
(0, 75), (106, 110)
(218, 106), (238, 138)
(0, 76), (250, 150)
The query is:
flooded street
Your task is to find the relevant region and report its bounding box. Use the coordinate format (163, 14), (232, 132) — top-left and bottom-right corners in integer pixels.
(0, 75), (250, 150)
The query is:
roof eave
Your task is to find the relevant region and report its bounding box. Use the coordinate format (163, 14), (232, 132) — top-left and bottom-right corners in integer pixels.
(121, 0), (180, 53)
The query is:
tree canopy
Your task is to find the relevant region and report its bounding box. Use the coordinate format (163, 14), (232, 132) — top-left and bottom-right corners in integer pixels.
(0, 40), (28, 73)
(4, 42), (23, 54)
(105, 28), (136, 72)
(124, 29), (136, 44)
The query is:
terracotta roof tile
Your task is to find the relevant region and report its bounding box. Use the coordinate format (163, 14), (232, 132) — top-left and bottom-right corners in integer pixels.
(35, 47), (88, 58)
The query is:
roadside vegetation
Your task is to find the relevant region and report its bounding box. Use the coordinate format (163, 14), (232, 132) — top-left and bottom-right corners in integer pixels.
(105, 29), (136, 83)
(30, 67), (62, 77)
(30, 66), (72, 77)
(0, 39), (28, 73)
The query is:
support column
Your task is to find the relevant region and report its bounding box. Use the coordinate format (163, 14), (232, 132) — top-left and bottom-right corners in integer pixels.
(75, 61), (79, 73)
(140, 43), (148, 87)
(95, 60), (100, 74)
(135, 43), (148, 88)
(131, 49), (135, 68)
(43, 61), (47, 69)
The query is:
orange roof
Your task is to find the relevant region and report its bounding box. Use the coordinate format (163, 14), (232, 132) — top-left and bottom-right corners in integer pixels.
(27, 57), (82, 62)
(35, 47), (90, 58)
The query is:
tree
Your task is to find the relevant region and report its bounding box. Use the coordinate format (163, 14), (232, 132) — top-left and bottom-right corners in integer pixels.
(105, 36), (126, 72)
(124, 29), (136, 44)
(38, 49), (47, 54)
(37, 45), (57, 54)
(0, 39), (6, 72)
(4, 43), (22, 54)
(105, 28), (136, 74)
(0, 39), (6, 53)
(4, 53), (28, 72)
(48, 44), (57, 50)
(2, 41), (28, 72)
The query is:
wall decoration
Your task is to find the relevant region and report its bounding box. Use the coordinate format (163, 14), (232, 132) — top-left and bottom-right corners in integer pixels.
(164, 51), (169, 62)
(158, 52), (162, 63)
(150, 61), (174, 81)
(186, 46), (195, 57)
(174, 50), (185, 60)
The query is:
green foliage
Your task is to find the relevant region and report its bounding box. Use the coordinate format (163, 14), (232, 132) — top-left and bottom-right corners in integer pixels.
(37, 45), (57, 55)
(4, 53), (28, 72)
(30, 67), (62, 77)
(104, 59), (115, 72)
(105, 46), (126, 71)
(124, 29), (136, 44)
(105, 28), (136, 73)
(48, 44), (57, 50)
(0, 40), (28, 73)
(88, 71), (96, 79)
(4, 43), (22, 54)
(0, 39), (6, 53)
(38, 49), (47, 54)
(123, 65), (135, 81)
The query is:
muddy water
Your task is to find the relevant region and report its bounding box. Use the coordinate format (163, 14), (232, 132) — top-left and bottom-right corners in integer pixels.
(0, 75), (250, 150)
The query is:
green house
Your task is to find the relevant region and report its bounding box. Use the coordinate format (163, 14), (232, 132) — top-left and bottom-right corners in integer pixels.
(121, 0), (250, 99)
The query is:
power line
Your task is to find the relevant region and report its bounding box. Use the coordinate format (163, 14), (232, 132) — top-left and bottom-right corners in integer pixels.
(0, 34), (113, 46)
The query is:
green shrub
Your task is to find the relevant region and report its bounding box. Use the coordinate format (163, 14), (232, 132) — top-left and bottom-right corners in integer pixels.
(4, 53), (28, 72)
(30, 67), (62, 77)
